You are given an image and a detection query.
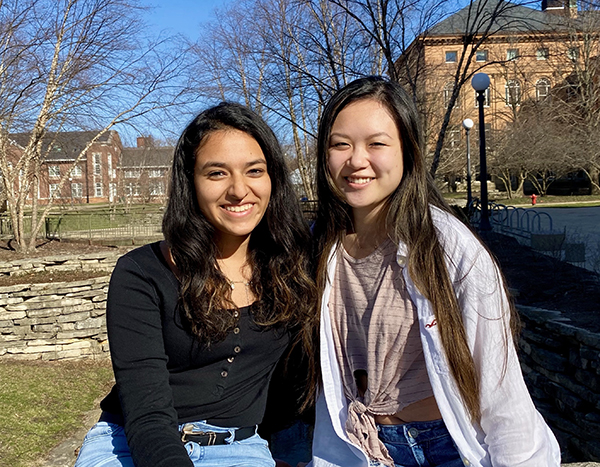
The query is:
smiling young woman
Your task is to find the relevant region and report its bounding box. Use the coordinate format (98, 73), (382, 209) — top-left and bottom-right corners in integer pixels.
(73, 102), (317, 467)
(308, 77), (560, 467)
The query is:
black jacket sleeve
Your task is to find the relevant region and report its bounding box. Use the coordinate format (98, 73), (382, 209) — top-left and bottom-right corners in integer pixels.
(106, 254), (193, 467)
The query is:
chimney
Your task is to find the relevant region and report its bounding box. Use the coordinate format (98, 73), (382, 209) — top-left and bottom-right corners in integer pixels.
(136, 136), (146, 148)
(542, 0), (577, 17)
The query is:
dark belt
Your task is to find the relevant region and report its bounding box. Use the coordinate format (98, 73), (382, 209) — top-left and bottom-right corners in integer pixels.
(180, 423), (257, 446)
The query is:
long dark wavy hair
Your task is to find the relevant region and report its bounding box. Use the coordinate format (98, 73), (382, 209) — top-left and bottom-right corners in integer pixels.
(313, 76), (516, 422)
(163, 102), (317, 363)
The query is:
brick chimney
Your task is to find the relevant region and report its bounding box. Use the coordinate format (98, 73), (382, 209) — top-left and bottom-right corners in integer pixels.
(542, 0), (577, 17)
(136, 136), (147, 148)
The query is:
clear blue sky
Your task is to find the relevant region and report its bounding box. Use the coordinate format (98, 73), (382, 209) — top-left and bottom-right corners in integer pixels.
(140, 0), (226, 40)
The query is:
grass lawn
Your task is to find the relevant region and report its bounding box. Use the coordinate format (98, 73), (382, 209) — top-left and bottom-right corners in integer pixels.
(0, 359), (114, 467)
(443, 193), (600, 207)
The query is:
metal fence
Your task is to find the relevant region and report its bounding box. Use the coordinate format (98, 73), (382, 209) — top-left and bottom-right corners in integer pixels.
(0, 201), (319, 245)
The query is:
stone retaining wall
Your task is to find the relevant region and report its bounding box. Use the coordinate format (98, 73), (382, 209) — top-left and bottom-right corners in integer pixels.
(518, 305), (600, 462)
(0, 251), (122, 277)
(0, 251), (123, 360)
(0, 276), (111, 360)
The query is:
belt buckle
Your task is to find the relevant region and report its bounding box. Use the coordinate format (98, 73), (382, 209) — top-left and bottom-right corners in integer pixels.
(180, 424), (218, 445)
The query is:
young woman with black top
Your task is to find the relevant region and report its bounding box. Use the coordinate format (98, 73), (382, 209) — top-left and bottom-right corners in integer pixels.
(74, 102), (316, 467)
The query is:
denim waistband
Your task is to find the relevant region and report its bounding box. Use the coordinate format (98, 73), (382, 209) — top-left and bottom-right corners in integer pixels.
(377, 418), (451, 443)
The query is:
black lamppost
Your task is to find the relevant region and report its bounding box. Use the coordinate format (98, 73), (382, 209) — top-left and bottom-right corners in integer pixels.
(462, 118), (474, 208)
(471, 72), (491, 231)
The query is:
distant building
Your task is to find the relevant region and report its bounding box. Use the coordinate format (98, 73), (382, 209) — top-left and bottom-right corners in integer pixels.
(398, 0), (596, 153)
(8, 130), (122, 204)
(118, 137), (173, 204)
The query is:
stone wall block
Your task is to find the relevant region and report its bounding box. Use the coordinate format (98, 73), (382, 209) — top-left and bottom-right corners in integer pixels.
(6, 303), (28, 311)
(60, 302), (95, 314)
(91, 308), (106, 317)
(57, 285), (93, 295)
(91, 293), (107, 302)
(0, 297), (24, 306)
(31, 324), (60, 333)
(74, 317), (104, 330)
(57, 311), (91, 323)
(56, 329), (100, 339)
(0, 310), (27, 320)
(529, 344), (568, 372)
(0, 284), (30, 294)
(26, 307), (64, 318)
(0, 320), (13, 328)
(521, 327), (565, 349)
(574, 368), (600, 393)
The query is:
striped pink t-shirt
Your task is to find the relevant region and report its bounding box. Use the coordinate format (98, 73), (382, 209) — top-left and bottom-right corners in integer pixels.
(329, 239), (434, 466)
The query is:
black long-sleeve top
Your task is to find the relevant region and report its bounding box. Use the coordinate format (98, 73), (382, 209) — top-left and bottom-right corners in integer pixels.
(99, 242), (290, 467)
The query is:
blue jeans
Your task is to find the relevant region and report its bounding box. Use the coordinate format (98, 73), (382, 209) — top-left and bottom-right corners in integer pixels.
(74, 420), (275, 467)
(376, 419), (465, 467)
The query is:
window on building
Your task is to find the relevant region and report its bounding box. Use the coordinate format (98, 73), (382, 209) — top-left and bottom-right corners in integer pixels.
(107, 155), (113, 179)
(48, 165), (60, 178)
(71, 183), (83, 198)
(536, 48), (549, 60)
(125, 183), (141, 197)
(567, 47), (579, 61)
(149, 169), (164, 178)
(150, 181), (165, 196)
(474, 88), (490, 107)
(447, 126), (461, 149)
(70, 165), (82, 178)
(475, 50), (488, 62)
(536, 78), (551, 101)
(505, 80), (521, 106)
(93, 153), (102, 175)
(49, 183), (60, 198)
(124, 169), (142, 178)
(95, 182), (103, 197)
(506, 49), (519, 61)
(445, 51), (457, 63)
(443, 82), (454, 108)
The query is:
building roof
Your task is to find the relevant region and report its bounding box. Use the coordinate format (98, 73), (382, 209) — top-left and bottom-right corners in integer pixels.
(426, 0), (578, 37)
(120, 146), (173, 168)
(10, 130), (117, 161)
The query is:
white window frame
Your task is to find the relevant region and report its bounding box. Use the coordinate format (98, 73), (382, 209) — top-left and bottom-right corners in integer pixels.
(536, 48), (549, 60)
(48, 165), (60, 178)
(94, 182), (103, 197)
(475, 50), (488, 62)
(474, 88), (491, 108)
(49, 183), (60, 198)
(93, 153), (102, 175)
(149, 181), (165, 196)
(567, 47), (579, 62)
(536, 78), (551, 101)
(149, 169), (163, 178)
(506, 49), (519, 61)
(445, 51), (457, 63)
(70, 165), (82, 177)
(71, 182), (83, 198)
(505, 80), (521, 106)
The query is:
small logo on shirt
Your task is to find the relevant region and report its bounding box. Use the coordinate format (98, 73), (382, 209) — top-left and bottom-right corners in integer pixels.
(425, 318), (437, 329)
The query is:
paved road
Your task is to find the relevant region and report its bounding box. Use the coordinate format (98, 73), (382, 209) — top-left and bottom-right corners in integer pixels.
(528, 206), (600, 272)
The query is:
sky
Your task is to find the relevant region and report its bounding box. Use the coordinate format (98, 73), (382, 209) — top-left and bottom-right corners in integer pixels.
(140, 0), (225, 41)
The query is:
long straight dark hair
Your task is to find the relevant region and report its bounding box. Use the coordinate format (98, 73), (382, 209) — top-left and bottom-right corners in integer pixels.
(314, 76), (515, 421)
(162, 102), (317, 358)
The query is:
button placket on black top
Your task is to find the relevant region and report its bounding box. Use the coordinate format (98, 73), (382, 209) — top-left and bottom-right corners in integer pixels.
(217, 309), (243, 388)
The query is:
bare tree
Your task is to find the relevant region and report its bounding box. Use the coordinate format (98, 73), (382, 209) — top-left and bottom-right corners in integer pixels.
(0, 0), (190, 253)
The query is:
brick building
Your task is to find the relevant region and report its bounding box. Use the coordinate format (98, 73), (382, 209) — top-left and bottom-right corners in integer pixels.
(8, 131), (122, 204)
(398, 0), (597, 162)
(118, 137), (173, 204)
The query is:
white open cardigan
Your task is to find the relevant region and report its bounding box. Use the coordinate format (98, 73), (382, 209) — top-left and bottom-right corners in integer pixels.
(310, 206), (561, 467)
